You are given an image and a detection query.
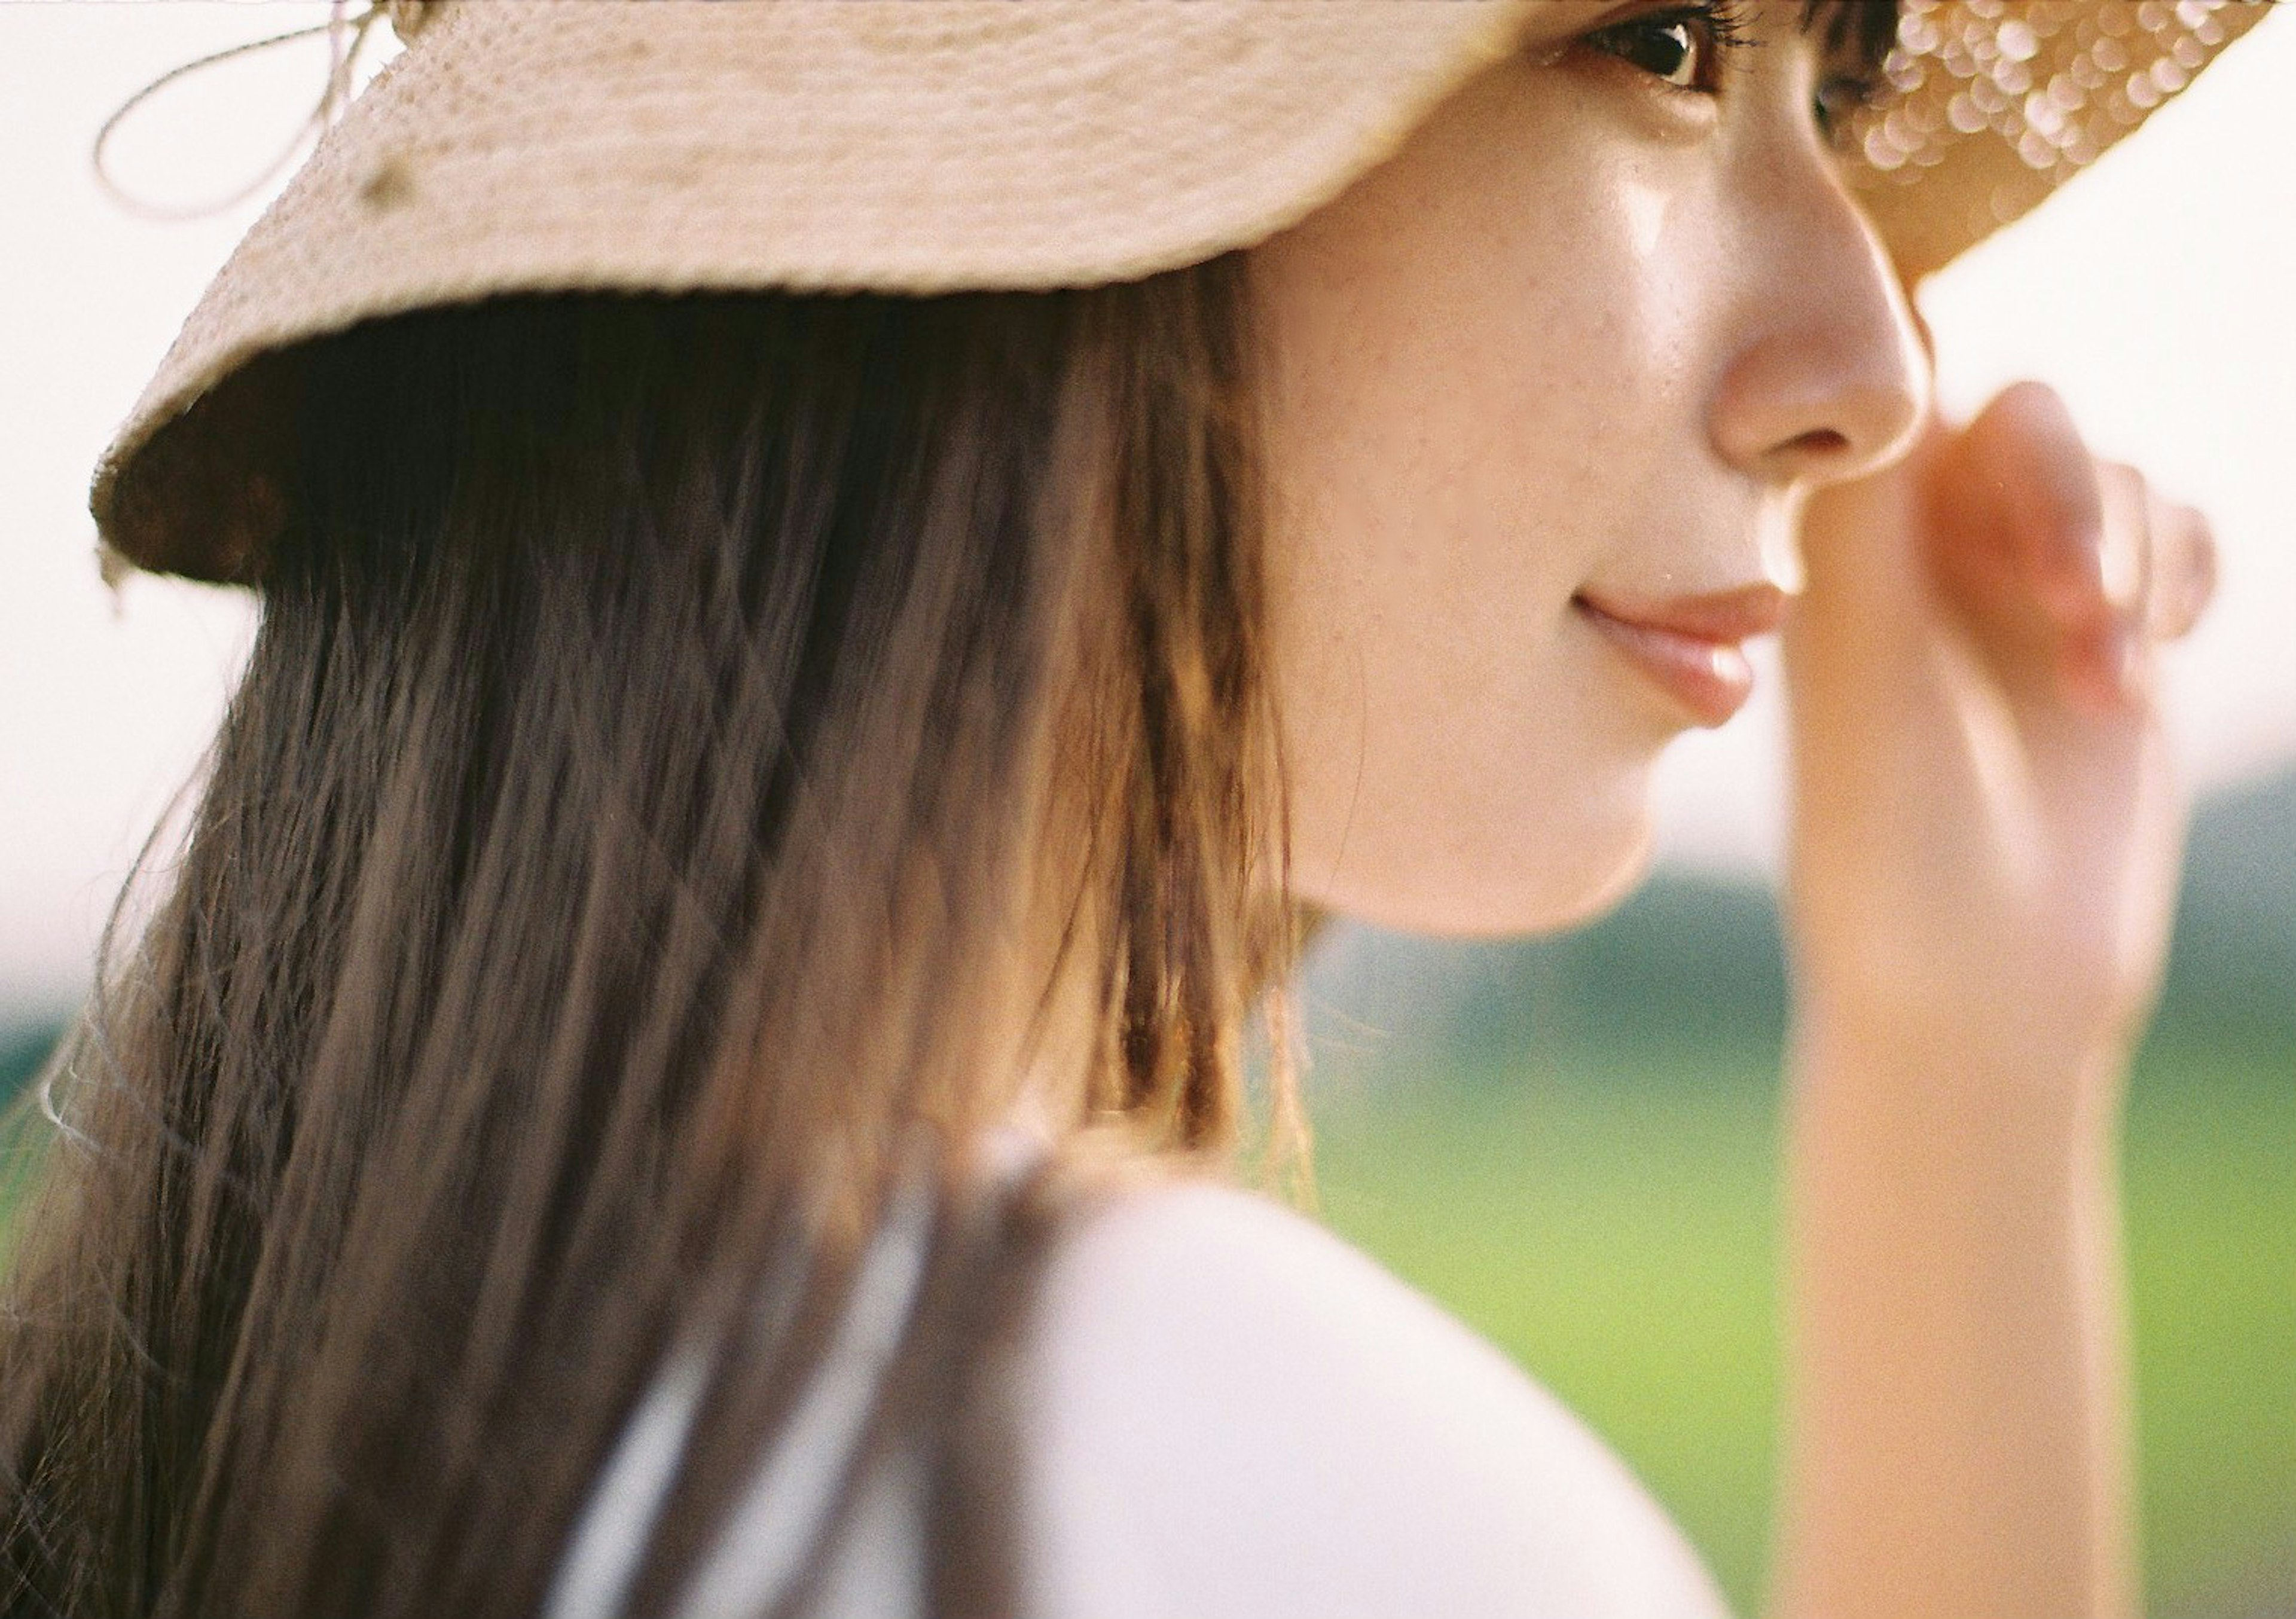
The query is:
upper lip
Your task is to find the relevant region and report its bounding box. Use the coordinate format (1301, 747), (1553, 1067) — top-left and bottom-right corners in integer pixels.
(1571, 581), (1790, 645)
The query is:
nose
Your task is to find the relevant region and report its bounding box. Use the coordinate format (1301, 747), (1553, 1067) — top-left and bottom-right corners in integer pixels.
(1706, 166), (1932, 492)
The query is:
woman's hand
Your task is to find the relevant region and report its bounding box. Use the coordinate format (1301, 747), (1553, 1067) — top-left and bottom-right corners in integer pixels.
(1770, 378), (2215, 1619)
(1779, 377), (2218, 1089)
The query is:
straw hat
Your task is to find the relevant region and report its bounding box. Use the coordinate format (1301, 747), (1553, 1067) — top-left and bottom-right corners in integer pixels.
(88, 0), (2274, 585)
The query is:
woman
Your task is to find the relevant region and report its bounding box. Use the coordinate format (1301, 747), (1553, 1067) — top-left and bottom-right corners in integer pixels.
(2, 2), (2257, 1615)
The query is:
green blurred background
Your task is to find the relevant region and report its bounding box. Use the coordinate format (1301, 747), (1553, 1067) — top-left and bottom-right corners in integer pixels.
(1292, 766), (2294, 1619)
(4, 770), (2289, 1616)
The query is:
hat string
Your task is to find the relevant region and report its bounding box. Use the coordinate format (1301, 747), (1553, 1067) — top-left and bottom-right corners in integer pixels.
(89, 0), (424, 223)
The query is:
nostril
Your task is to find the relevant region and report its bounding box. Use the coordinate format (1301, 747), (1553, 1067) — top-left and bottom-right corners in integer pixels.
(1796, 429), (1851, 457)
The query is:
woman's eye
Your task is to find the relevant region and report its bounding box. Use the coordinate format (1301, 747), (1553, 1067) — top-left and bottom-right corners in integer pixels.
(1581, 4), (1757, 95)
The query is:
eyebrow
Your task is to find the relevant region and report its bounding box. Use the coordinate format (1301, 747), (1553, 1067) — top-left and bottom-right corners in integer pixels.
(1799, 0), (1905, 78)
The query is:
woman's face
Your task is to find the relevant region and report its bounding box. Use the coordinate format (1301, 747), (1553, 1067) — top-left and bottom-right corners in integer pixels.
(1251, 0), (1929, 937)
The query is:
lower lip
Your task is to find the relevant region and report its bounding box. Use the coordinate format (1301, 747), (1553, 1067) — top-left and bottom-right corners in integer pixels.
(1573, 597), (1755, 728)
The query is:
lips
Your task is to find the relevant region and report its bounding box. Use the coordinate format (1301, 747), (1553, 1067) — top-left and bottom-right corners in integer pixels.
(1571, 582), (1788, 728)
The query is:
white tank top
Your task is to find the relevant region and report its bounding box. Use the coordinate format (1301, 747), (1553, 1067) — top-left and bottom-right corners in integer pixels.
(543, 1126), (1049, 1619)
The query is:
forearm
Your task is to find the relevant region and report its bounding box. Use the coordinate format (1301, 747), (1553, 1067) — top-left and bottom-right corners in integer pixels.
(1763, 1015), (2138, 1619)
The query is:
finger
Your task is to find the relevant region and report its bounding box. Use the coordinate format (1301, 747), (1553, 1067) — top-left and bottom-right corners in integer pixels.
(2146, 492), (2218, 644)
(2062, 460), (2152, 710)
(1943, 382), (2108, 627)
(1919, 384), (2111, 710)
(2097, 460), (2149, 618)
(2078, 471), (2213, 707)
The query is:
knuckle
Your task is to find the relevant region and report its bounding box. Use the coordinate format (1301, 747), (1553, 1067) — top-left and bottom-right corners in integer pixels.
(1997, 378), (2068, 421)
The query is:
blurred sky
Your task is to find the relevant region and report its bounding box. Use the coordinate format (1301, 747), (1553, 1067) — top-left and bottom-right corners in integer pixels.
(2, 3), (2292, 1013)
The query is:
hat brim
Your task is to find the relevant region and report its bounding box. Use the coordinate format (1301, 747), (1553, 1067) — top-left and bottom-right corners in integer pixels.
(89, 0), (2274, 582)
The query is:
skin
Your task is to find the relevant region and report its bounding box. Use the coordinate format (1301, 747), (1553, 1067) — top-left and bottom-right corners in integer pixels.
(1211, 2), (2219, 1615)
(1251, 0), (1934, 936)
(1248, 1), (2210, 955)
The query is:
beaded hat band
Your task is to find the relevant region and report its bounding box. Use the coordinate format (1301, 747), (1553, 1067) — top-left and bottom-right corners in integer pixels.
(1850, 0), (2273, 276)
(88, 0), (2275, 584)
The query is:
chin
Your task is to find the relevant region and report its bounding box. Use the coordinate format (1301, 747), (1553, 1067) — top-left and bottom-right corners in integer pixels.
(1528, 827), (1656, 935)
(1291, 804), (1659, 942)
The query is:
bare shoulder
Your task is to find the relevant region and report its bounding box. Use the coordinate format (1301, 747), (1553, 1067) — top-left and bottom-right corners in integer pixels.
(1011, 1172), (1735, 1619)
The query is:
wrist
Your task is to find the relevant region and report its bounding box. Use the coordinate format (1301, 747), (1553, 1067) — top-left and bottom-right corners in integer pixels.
(1788, 933), (2159, 1054)
(1784, 1003), (2130, 1159)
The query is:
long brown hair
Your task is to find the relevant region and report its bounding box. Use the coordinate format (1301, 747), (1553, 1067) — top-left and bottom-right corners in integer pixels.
(0, 255), (1314, 1616)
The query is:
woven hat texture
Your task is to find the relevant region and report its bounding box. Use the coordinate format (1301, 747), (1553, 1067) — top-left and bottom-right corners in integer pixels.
(90, 0), (2276, 583)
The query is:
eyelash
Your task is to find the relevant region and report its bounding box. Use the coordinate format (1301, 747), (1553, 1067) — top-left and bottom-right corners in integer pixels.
(1581, 0), (1888, 149)
(1583, 0), (1761, 94)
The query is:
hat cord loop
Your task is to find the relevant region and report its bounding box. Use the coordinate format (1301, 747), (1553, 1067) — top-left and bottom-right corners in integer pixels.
(88, 0), (408, 224)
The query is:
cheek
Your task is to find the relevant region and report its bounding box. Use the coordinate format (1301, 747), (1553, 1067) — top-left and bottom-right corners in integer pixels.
(1244, 65), (1715, 937)
(1251, 282), (1678, 937)
(1266, 536), (1668, 939)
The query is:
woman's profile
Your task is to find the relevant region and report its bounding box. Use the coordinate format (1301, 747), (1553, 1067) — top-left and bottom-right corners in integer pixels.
(0, 2), (2266, 1617)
